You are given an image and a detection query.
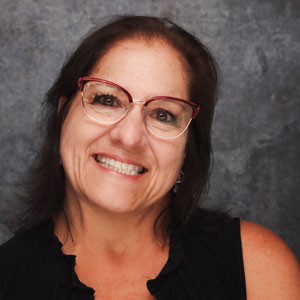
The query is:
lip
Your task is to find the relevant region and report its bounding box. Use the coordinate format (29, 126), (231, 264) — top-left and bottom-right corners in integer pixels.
(93, 152), (147, 167)
(91, 152), (149, 178)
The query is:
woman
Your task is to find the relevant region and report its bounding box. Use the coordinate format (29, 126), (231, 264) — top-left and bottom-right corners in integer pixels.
(1, 16), (299, 300)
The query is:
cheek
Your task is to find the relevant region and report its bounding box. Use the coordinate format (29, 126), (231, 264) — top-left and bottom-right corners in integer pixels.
(60, 126), (84, 181)
(155, 135), (186, 177)
(59, 108), (92, 169)
(60, 105), (102, 157)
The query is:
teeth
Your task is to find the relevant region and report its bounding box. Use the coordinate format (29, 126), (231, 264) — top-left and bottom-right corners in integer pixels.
(115, 161), (121, 168)
(95, 154), (144, 176)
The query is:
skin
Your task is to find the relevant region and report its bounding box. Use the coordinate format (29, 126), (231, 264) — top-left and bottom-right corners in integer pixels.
(60, 39), (188, 219)
(56, 38), (189, 299)
(55, 38), (300, 299)
(241, 221), (300, 299)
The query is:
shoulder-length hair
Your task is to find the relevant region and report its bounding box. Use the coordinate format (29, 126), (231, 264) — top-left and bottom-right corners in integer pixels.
(10, 15), (226, 235)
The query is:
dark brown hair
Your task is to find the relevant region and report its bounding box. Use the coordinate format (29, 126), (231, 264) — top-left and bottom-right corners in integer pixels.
(10, 15), (228, 236)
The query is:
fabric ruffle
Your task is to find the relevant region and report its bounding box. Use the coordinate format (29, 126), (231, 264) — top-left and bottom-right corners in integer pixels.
(45, 220), (96, 297)
(44, 219), (186, 299)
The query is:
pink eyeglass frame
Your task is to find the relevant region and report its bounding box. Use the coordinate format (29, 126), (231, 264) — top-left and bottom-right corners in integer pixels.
(78, 77), (200, 119)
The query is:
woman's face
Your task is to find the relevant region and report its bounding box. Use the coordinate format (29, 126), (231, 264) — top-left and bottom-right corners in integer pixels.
(60, 38), (189, 215)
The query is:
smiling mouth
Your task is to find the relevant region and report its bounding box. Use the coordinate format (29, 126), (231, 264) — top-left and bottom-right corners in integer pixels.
(93, 154), (148, 176)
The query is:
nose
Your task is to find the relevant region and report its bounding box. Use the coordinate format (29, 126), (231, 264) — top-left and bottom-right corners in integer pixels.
(109, 103), (147, 149)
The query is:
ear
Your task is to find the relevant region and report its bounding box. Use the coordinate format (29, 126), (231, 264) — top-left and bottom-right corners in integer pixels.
(57, 97), (67, 114)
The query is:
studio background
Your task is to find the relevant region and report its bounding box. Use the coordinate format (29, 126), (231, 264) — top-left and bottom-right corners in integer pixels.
(0, 0), (299, 260)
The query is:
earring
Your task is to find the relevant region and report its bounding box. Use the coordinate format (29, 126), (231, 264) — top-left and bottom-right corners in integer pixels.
(173, 170), (184, 194)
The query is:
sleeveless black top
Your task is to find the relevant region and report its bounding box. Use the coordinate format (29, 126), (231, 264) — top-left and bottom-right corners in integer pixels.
(0, 216), (246, 299)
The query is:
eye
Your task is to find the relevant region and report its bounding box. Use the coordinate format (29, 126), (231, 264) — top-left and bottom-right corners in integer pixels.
(91, 93), (121, 107)
(149, 108), (177, 123)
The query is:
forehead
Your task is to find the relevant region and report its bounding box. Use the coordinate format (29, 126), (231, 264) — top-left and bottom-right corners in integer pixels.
(90, 38), (189, 100)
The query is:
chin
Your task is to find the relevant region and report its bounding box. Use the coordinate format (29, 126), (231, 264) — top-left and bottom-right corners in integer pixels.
(87, 192), (144, 215)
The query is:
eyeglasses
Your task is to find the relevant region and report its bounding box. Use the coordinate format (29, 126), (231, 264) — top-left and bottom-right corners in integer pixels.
(78, 77), (200, 138)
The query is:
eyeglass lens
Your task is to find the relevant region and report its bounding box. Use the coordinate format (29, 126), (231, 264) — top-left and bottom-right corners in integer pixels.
(82, 81), (193, 137)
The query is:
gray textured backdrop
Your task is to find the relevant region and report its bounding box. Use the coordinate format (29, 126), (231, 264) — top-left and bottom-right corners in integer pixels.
(0, 0), (299, 260)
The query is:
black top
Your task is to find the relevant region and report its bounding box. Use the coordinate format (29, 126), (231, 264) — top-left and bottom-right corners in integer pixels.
(0, 216), (246, 300)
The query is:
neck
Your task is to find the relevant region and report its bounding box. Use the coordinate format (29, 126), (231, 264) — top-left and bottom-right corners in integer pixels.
(54, 193), (169, 258)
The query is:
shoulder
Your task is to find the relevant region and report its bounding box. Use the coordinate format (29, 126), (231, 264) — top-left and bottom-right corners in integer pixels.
(0, 221), (50, 254)
(0, 227), (33, 265)
(240, 220), (300, 299)
(0, 220), (58, 297)
(0, 220), (72, 298)
(0, 226), (35, 297)
(185, 209), (241, 256)
(182, 213), (246, 298)
(0, 221), (53, 280)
